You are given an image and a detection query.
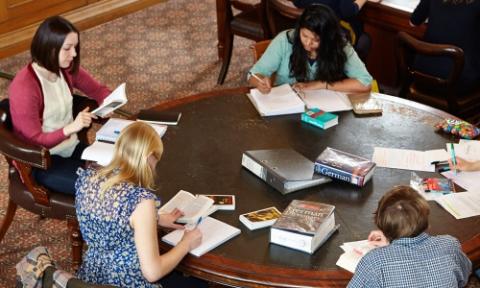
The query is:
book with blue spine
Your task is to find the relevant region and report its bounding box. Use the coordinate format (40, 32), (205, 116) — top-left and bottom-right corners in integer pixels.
(301, 108), (338, 129)
(314, 147), (376, 187)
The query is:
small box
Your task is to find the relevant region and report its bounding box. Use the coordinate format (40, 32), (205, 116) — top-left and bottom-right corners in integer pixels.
(301, 108), (338, 129)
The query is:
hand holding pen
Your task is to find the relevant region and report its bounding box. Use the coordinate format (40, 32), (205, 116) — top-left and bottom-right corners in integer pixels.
(367, 230), (389, 248)
(448, 157), (480, 172)
(182, 217), (203, 251)
(248, 72), (271, 94)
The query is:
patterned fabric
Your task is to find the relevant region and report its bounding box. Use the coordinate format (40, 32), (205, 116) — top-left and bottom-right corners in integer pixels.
(348, 233), (472, 288)
(16, 246), (55, 288)
(75, 168), (162, 287)
(248, 29), (372, 86)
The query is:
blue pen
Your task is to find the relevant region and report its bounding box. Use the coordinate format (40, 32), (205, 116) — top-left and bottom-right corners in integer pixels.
(195, 216), (203, 228)
(113, 130), (121, 134)
(450, 143), (457, 175)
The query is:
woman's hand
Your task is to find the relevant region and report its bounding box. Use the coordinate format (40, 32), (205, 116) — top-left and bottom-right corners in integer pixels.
(181, 228), (203, 251)
(367, 230), (389, 247)
(63, 107), (97, 136)
(292, 81), (324, 92)
(448, 157), (480, 172)
(248, 73), (272, 94)
(158, 208), (185, 229)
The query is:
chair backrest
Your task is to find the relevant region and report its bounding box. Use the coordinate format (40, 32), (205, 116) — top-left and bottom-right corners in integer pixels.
(250, 39), (272, 62)
(228, 0), (270, 40)
(266, 0), (302, 36)
(396, 31), (464, 109)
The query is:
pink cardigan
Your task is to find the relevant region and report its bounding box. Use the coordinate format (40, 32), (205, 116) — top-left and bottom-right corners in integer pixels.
(9, 63), (111, 149)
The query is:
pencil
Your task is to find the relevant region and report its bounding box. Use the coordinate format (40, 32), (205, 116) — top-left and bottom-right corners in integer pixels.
(248, 72), (265, 84)
(450, 143), (457, 175)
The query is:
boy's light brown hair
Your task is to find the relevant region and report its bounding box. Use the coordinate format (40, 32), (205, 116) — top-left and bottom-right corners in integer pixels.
(374, 186), (430, 241)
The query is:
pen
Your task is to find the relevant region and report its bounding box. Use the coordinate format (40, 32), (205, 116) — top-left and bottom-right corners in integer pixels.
(114, 130), (120, 134)
(195, 216), (204, 228)
(450, 143), (457, 175)
(248, 72), (266, 85)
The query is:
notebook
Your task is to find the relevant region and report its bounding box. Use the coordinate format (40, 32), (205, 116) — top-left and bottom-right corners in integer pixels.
(247, 84), (305, 116)
(161, 217), (241, 257)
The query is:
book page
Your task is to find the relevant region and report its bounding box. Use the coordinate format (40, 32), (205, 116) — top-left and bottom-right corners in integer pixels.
(92, 83), (127, 117)
(158, 190), (214, 223)
(337, 240), (376, 273)
(81, 141), (114, 166)
(248, 84), (305, 116)
(161, 217), (241, 257)
(447, 142), (480, 161)
(436, 192), (480, 219)
(372, 147), (447, 172)
(302, 89), (352, 112)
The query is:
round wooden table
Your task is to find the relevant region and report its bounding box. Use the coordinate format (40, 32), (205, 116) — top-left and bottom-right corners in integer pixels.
(150, 87), (480, 287)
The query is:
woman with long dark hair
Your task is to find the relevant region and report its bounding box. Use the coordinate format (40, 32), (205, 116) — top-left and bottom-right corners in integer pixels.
(248, 4), (372, 94)
(410, 0), (480, 95)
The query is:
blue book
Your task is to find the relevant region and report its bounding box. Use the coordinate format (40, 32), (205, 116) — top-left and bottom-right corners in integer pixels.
(301, 108), (338, 129)
(314, 147), (376, 187)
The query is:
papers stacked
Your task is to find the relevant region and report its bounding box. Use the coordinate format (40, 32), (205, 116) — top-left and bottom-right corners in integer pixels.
(372, 147), (449, 172)
(436, 192), (480, 219)
(336, 240), (376, 273)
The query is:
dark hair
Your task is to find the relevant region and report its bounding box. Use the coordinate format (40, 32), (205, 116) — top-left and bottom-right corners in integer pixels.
(31, 16), (80, 75)
(289, 4), (347, 83)
(374, 186), (430, 241)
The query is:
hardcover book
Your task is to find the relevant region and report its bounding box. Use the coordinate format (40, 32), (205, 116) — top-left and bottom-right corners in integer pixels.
(137, 109), (182, 125)
(301, 108), (338, 129)
(314, 147), (376, 187)
(270, 200), (338, 254)
(242, 149), (331, 194)
(239, 207), (281, 230)
(422, 177), (455, 194)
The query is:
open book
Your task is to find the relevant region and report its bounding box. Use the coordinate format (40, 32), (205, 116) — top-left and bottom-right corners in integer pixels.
(302, 89), (352, 112)
(247, 84), (305, 116)
(158, 190), (217, 224)
(92, 83), (127, 117)
(162, 216), (241, 257)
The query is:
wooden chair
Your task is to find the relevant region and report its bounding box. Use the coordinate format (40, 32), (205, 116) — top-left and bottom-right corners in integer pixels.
(217, 0), (271, 85)
(0, 70), (103, 268)
(396, 31), (480, 121)
(250, 39), (271, 62)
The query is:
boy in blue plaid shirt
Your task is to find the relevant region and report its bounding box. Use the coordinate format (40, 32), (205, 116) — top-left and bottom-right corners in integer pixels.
(348, 185), (471, 288)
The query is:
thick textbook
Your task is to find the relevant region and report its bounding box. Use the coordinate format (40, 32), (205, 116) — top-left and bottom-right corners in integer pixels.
(96, 118), (167, 143)
(315, 147), (376, 187)
(162, 216), (241, 257)
(158, 190), (216, 224)
(137, 109), (182, 125)
(242, 149), (331, 194)
(301, 108), (338, 129)
(247, 84), (305, 116)
(270, 200), (338, 254)
(239, 207), (281, 230)
(92, 83), (127, 117)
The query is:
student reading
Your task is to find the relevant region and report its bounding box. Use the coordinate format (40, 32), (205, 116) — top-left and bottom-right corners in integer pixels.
(75, 122), (207, 287)
(8, 16), (111, 195)
(248, 4), (372, 94)
(348, 186), (471, 288)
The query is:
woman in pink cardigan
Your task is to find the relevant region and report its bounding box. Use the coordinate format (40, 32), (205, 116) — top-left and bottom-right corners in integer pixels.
(9, 16), (111, 195)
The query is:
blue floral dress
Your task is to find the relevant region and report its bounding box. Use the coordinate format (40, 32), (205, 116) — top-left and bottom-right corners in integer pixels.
(75, 168), (162, 287)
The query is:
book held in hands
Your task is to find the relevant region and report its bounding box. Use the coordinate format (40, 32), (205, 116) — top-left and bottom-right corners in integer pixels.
(247, 84), (305, 116)
(270, 200), (338, 254)
(158, 190), (217, 224)
(314, 147), (376, 187)
(161, 216), (241, 257)
(239, 207), (281, 230)
(301, 108), (338, 129)
(91, 83), (127, 117)
(242, 149), (331, 194)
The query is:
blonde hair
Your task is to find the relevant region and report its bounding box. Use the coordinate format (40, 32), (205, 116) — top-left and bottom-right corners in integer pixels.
(96, 121), (163, 193)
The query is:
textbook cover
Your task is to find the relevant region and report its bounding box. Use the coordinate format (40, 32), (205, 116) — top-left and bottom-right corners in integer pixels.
(239, 207), (281, 230)
(301, 108), (338, 129)
(314, 147), (376, 187)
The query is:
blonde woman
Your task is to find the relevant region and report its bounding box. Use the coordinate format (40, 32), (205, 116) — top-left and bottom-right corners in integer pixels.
(75, 122), (206, 287)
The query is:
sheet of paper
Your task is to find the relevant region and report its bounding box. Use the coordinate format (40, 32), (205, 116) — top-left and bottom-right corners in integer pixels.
(302, 89), (352, 112)
(447, 142), (480, 161)
(337, 240), (376, 273)
(436, 192), (480, 219)
(372, 147), (448, 172)
(249, 84), (305, 116)
(379, 0), (419, 13)
(81, 141), (114, 166)
(441, 170), (480, 192)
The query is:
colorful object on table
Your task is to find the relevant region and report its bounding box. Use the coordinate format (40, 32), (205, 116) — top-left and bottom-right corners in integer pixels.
(434, 119), (480, 139)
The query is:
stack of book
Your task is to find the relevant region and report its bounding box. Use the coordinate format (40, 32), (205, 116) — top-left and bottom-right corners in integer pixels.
(270, 200), (338, 254)
(315, 147), (376, 187)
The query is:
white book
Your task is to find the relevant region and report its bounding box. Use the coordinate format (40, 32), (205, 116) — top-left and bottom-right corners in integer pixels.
(162, 216), (241, 257)
(80, 141), (115, 166)
(302, 89), (353, 112)
(239, 207), (281, 230)
(247, 84), (305, 116)
(96, 118), (167, 143)
(435, 192), (480, 219)
(92, 83), (127, 117)
(158, 190), (215, 224)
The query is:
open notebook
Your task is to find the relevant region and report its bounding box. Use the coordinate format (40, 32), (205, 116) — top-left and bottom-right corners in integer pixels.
(247, 84), (353, 116)
(162, 217), (241, 257)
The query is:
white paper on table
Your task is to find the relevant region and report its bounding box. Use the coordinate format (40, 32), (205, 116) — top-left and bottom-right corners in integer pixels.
(447, 142), (480, 161)
(436, 192), (480, 219)
(336, 240), (376, 273)
(372, 147), (448, 172)
(441, 170), (480, 192)
(302, 89), (352, 112)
